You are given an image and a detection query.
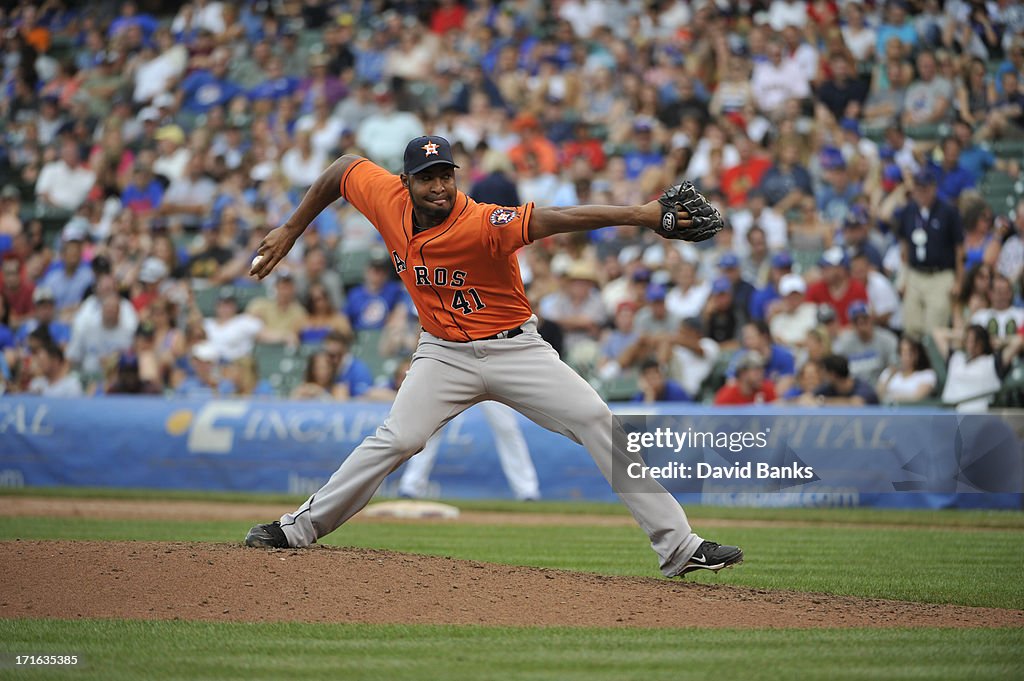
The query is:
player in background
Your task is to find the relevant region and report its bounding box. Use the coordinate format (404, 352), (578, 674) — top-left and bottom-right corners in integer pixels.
(398, 401), (540, 501)
(245, 136), (742, 578)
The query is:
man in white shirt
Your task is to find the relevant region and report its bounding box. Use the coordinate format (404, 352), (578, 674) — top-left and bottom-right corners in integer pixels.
(159, 156), (217, 229)
(66, 293), (135, 376)
(768, 273), (817, 347)
(28, 341), (83, 397)
(203, 292), (264, 363)
(668, 317), (721, 398)
(355, 89), (425, 172)
(35, 140), (96, 211)
(751, 41), (811, 118)
(971, 275), (1024, 346)
(850, 253), (902, 331)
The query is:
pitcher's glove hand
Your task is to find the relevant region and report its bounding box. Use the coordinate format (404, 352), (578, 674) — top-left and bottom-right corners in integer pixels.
(655, 181), (724, 242)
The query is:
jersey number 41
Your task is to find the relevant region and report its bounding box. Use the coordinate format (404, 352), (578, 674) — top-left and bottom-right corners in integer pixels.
(452, 289), (486, 315)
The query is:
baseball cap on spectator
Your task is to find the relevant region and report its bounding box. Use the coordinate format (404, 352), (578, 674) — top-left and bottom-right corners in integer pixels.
(848, 300), (870, 320)
(155, 125), (185, 145)
(771, 251), (793, 269)
(735, 350), (766, 372)
(192, 342), (219, 363)
(882, 164), (902, 191)
(718, 252), (740, 269)
(817, 304), (837, 325)
(843, 206), (870, 229)
(646, 283), (668, 302)
(681, 316), (704, 334)
(711, 276), (732, 294)
(154, 93), (175, 109)
(217, 289), (238, 306)
(913, 167), (938, 186)
(633, 117), (654, 133)
(62, 221), (88, 243)
(512, 113), (541, 132)
(139, 257), (168, 284)
(778, 273), (807, 297)
(138, 107), (160, 123)
(403, 136), (459, 175)
(631, 268), (651, 283)
(819, 146), (846, 170)
(565, 262), (600, 284)
(618, 244), (642, 265)
(819, 246), (847, 268)
(839, 118), (861, 136)
(0, 185), (19, 200)
(33, 286), (56, 304)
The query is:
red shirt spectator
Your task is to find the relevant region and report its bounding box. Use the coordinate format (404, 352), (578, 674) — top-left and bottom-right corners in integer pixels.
(721, 137), (772, 208)
(430, 0), (467, 34)
(714, 351), (778, 405)
(805, 247), (868, 326)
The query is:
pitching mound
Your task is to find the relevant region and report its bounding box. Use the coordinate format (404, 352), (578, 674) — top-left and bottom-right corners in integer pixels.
(3, 540), (1022, 629)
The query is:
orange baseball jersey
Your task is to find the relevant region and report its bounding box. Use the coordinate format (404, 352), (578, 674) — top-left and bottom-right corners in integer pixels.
(340, 158), (535, 342)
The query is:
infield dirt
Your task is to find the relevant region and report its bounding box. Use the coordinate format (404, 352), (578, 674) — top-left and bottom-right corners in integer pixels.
(4, 539), (1023, 629)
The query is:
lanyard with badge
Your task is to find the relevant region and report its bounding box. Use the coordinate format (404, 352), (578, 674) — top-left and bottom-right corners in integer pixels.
(911, 208), (930, 264)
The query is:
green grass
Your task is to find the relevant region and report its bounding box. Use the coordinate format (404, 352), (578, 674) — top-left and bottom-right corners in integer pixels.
(4, 485), (1024, 528)
(0, 619), (1021, 681)
(2, 516), (1023, 609)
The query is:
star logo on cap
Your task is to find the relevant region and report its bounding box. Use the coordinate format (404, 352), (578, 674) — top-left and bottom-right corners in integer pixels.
(422, 141), (440, 156)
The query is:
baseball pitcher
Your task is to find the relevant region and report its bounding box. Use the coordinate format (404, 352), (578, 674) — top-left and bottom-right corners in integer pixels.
(245, 136), (741, 578)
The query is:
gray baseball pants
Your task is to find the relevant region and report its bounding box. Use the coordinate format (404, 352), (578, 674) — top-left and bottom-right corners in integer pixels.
(279, 316), (704, 576)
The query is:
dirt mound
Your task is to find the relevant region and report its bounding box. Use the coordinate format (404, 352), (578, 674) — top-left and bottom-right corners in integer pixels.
(3, 541), (1021, 629)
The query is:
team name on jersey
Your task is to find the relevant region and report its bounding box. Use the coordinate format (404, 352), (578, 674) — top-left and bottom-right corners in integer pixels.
(412, 266), (467, 288)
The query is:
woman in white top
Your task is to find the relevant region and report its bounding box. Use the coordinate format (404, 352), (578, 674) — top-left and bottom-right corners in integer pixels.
(939, 325), (1003, 412)
(877, 337), (937, 404)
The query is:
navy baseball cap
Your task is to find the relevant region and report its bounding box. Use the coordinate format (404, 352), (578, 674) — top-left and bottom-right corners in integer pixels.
(913, 167), (938, 186)
(843, 205), (870, 228)
(848, 300), (870, 320)
(403, 135), (459, 175)
(718, 252), (740, 269)
(711, 276), (732, 294)
(771, 251), (793, 269)
(646, 283), (668, 302)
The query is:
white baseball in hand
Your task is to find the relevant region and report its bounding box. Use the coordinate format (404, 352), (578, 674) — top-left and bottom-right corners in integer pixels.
(251, 254), (264, 270)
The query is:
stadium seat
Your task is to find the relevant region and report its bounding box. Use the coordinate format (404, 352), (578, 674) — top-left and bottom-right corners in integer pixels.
(336, 247), (376, 287)
(921, 333), (948, 393)
(253, 343), (317, 397)
(597, 374), (640, 402)
(352, 328), (387, 382)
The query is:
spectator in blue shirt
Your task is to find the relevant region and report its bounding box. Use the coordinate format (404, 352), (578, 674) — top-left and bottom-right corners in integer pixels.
(727, 321), (796, 392)
(634, 358), (692, 403)
(323, 330), (374, 400)
(15, 287), (72, 348)
(623, 119), (665, 180)
(181, 50), (244, 114)
(247, 57), (300, 102)
(749, 251), (793, 322)
(930, 136), (976, 203)
(840, 207), (885, 270)
(39, 227), (94, 316)
(120, 163), (164, 215)
(345, 256), (404, 331)
(875, 2), (918, 59)
(814, 353), (880, 405)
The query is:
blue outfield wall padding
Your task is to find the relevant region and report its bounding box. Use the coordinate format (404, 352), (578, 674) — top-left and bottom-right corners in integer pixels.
(0, 397), (1020, 509)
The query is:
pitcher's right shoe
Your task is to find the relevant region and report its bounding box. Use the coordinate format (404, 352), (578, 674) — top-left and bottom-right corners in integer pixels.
(674, 540), (743, 577)
(244, 521), (289, 548)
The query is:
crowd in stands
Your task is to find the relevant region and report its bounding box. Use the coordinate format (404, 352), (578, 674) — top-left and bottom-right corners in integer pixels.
(1, 0), (1023, 412)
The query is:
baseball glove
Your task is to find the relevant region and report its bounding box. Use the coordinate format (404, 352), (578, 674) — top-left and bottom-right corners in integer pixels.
(654, 181), (724, 242)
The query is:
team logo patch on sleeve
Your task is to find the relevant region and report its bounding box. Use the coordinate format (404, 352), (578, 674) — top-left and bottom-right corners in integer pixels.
(489, 207), (519, 226)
